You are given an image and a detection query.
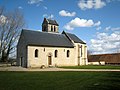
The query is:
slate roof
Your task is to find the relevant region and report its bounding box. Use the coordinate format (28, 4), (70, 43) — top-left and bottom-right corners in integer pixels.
(88, 53), (120, 63)
(22, 30), (74, 47)
(43, 18), (59, 26)
(47, 19), (59, 26)
(62, 31), (86, 44)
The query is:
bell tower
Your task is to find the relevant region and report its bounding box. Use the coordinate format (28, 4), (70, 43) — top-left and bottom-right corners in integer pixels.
(42, 18), (59, 33)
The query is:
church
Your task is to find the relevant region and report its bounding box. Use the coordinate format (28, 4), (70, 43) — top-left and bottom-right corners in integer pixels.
(17, 18), (88, 68)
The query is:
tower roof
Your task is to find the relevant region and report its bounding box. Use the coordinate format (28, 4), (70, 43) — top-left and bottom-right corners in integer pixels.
(42, 18), (59, 26)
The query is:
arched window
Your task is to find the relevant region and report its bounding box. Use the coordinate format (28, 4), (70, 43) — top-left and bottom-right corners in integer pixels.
(51, 26), (53, 32)
(81, 45), (82, 57)
(55, 50), (58, 58)
(67, 50), (70, 57)
(54, 26), (56, 32)
(35, 49), (38, 58)
(44, 48), (45, 52)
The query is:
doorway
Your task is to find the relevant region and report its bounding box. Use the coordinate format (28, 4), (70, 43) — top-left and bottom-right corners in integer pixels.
(48, 56), (52, 65)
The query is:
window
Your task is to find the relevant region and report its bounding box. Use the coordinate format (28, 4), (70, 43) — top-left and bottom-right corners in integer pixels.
(35, 49), (38, 58)
(67, 50), (70, 57)
(54, 26), (56, 32)
(44, 48), (45, 52)
(81, 45), (82, 57)
(55, 50), (58, 58)
(51, 26), (53, 32)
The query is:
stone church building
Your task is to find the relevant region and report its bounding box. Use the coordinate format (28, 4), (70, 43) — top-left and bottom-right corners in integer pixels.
(17, 18), (88, 68)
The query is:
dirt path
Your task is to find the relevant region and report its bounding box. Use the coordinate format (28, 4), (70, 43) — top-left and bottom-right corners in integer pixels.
(0, 66), (120, 72)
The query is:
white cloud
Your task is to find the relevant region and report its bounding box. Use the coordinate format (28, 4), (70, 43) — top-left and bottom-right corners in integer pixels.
(96, 26), (101, 30)
(94, 0), (106, 9)
(106, 0), (112, 3)
(0, 15), (7, 24)
(64, 17), (100, 30)
(18, 6), (23, 9)
(36, 4), (40, 7)
(28, 0), (47, 9)
(90, 31), (120, 54)
(105, 26), (111, 31)
(37, 29), (41, 31)
(94, 21), (101, 26)
(106, 0), (120, 4)
(64, 25), (74, 30)
(104, 26), (120, 31)
(59, 10), (76, 17)
(94, 21), (101, 30)
(78, 0), (106, 10)
(43, 6), (47, 10)
(43, 14), (47, 17)
(48, 14), (54, 19)
(111, 27), (120, 31)
(43, 14), (54, 19)
(106, 0), (119, 3)
(28, 0), (43, 4)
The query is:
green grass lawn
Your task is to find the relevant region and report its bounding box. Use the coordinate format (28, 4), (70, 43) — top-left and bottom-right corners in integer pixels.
(60, 65), (120, 69)
(0, 72), (120, 90)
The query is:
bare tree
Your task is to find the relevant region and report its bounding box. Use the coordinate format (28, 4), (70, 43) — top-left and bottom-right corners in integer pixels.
(0, 7), (25, 62)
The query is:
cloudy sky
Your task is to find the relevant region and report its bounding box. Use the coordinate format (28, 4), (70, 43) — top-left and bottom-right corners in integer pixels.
(0, 0), (120, 54)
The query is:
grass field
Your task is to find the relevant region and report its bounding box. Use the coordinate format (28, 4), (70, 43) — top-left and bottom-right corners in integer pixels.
(60, 65), (120, 69)
(0, 71), (120, 90)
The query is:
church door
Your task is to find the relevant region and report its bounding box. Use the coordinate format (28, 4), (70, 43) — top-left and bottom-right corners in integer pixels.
(48, 56), (52, 65)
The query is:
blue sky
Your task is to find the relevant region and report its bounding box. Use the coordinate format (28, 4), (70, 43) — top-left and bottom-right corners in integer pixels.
(0, 0), (120, 54)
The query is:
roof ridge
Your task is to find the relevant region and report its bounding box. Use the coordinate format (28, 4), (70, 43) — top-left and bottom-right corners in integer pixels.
(22, 29), (42, 33)
(22, 29), (62, 35)
(42, 31), (61, 35)
(91, 53), (120, 56)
